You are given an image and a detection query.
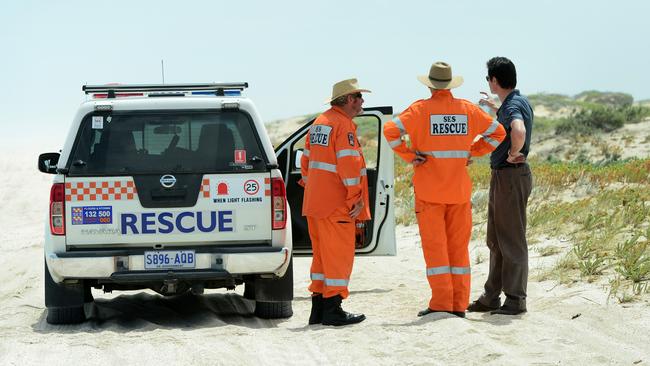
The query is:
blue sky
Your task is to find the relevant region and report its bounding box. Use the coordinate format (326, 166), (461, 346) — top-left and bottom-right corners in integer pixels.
(2, 0), (649, 151)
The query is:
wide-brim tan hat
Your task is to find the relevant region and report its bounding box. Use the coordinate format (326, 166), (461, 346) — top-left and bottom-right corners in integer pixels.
(417, 61), (464, 89)
(324, 78), (371, 104)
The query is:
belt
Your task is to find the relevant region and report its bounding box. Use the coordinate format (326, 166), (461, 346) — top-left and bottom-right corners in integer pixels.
(492, 163), (527, 170)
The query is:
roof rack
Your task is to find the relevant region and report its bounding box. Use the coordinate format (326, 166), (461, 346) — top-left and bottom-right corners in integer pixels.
(82, 82), (249, 97)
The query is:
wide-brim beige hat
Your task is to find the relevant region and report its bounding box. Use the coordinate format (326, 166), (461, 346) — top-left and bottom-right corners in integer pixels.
(324, 78), (371, 104)
(417, 61), (464, 89)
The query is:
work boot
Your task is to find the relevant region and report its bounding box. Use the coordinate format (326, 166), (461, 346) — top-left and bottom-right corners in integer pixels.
(417, 308), (466, 318)
(417, 308), (447, 317)
(308, 293), (323, 325)
(321, 295), (365, 326)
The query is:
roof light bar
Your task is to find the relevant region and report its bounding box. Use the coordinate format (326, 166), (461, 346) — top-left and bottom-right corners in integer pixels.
(82, 82), (249, 94)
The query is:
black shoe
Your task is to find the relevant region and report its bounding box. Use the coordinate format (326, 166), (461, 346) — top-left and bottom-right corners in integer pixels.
(491, 305), (527, 315)
(467, 300), (500, 313)
(308, 293), (323, 325)
(417, 308), (435, 317)
(417, 308), (449, 317)
(321, 295), (365, 326)
(418, 308), (466, 318)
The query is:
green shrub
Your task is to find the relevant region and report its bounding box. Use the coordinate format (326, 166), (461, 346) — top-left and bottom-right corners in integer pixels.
(555, 104), (650, 135)
(556, 105), (626, 135)
(534, 116), (563, 136)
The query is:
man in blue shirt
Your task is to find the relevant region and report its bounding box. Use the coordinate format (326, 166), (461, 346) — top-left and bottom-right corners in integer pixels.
(468, 57), (534, 315)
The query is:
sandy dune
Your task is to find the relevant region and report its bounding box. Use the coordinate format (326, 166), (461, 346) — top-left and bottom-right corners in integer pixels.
(0, 149), (649, 366)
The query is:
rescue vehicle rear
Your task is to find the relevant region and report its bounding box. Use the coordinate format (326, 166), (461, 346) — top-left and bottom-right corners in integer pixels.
(38, 83), (293, 324)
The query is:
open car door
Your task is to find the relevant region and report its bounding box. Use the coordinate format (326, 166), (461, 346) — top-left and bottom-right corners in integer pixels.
(275, 107), (396, 256)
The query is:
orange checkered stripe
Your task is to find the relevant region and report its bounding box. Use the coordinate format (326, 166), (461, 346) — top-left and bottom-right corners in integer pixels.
(264, 177), (271, 196)
(65, 180), (137, 201)
(200, 179), (211, 198)
(199, 177), (273, 198)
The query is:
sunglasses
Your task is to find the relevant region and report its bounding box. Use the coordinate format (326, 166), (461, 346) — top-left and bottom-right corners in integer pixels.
(351, 92), (363, 99)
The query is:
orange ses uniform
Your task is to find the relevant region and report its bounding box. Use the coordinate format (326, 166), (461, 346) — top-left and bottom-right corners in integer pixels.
(301, 106), (370, 299)
(383, 89), (505, 312)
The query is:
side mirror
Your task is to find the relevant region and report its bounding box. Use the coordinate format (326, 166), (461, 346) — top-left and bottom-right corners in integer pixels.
(38, 152), (61, 174)
(293, 149), (303, 170)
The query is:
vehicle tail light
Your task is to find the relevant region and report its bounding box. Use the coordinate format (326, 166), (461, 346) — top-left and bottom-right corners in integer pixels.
(271, 177), (287, 230)
(50, 183), (65, 235)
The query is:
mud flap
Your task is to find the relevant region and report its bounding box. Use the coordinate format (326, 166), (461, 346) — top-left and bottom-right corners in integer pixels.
(44, 258), (86, 324)
(253, 259), (293, 302)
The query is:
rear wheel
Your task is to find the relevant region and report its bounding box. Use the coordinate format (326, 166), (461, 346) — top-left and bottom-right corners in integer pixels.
(46, 306), (86, 325)
(44, 259), (87, 324)
(255, 300), (293, 319)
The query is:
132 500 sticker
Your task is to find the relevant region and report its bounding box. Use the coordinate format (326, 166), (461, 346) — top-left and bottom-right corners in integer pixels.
(71, 206), (112, 225)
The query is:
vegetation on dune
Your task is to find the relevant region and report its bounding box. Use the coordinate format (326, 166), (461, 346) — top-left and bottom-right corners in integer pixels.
(394, 156), (650, 302)
(574, 90), (634, 107)
(530, 91), (650, 139)
(530, 90), (637, 110)
(528, 93), (579, 111)
(555, 105), (650, 135)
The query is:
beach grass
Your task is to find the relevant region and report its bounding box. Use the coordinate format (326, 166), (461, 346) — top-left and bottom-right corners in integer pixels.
(394, 156), (650, 301)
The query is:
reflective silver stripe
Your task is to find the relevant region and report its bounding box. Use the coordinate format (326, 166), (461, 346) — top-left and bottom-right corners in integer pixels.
(360, 168), (367, 176)
(450, 266), (471, 275)
(483, 136), (500, 148)
(426, 266), (451, 276)
(418, 150), (471, 159)
(325, 278), (349, 287)
(342, 177), (361, 186)
(311, 273), (325, 281)
(393, 117), (407, 137)
(303, 149), (310, 157)
(309, 161), (337, 173)
(481, 120), (500, 137)
(336, 149), (361, 158)
(388, 139), (403, 148)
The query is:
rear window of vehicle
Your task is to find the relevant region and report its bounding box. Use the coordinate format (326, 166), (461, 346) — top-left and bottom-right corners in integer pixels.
(68, 110), (267, 175)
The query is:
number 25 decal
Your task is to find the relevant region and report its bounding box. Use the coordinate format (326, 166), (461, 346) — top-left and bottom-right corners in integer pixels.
(244, 180), (259, 195)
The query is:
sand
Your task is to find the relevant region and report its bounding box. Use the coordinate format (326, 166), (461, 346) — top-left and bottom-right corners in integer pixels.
(0, 146), (649, 366)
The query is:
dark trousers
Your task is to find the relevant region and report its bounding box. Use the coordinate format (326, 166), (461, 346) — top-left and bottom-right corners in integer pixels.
(479, 164), (532, 310)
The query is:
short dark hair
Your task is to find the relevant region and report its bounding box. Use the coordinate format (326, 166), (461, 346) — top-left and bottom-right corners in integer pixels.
(487, 57), (517, 89)
(330, 94), (349, 107)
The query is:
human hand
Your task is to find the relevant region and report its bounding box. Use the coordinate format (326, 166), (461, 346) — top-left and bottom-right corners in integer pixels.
(506, 150), (526, 164)
(412, 154), (426, 167)
(349, 199), (364, 219)
(479, 92), (498, 113)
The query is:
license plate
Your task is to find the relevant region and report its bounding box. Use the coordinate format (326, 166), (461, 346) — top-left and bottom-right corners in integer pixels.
(144, 250), (196, 269)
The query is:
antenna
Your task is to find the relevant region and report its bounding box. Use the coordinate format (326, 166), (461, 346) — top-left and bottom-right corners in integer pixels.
(161, 59), (165, 84)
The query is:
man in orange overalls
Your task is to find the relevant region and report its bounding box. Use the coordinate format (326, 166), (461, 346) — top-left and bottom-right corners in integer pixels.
(301, 78), (371, 326)
(383, 62), (506, 318)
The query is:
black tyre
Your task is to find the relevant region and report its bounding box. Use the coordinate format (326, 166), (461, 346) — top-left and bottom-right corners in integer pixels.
(46, 306), (86, 325)
(255, 300), (293, 319)
(44, 259), (86, 324)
